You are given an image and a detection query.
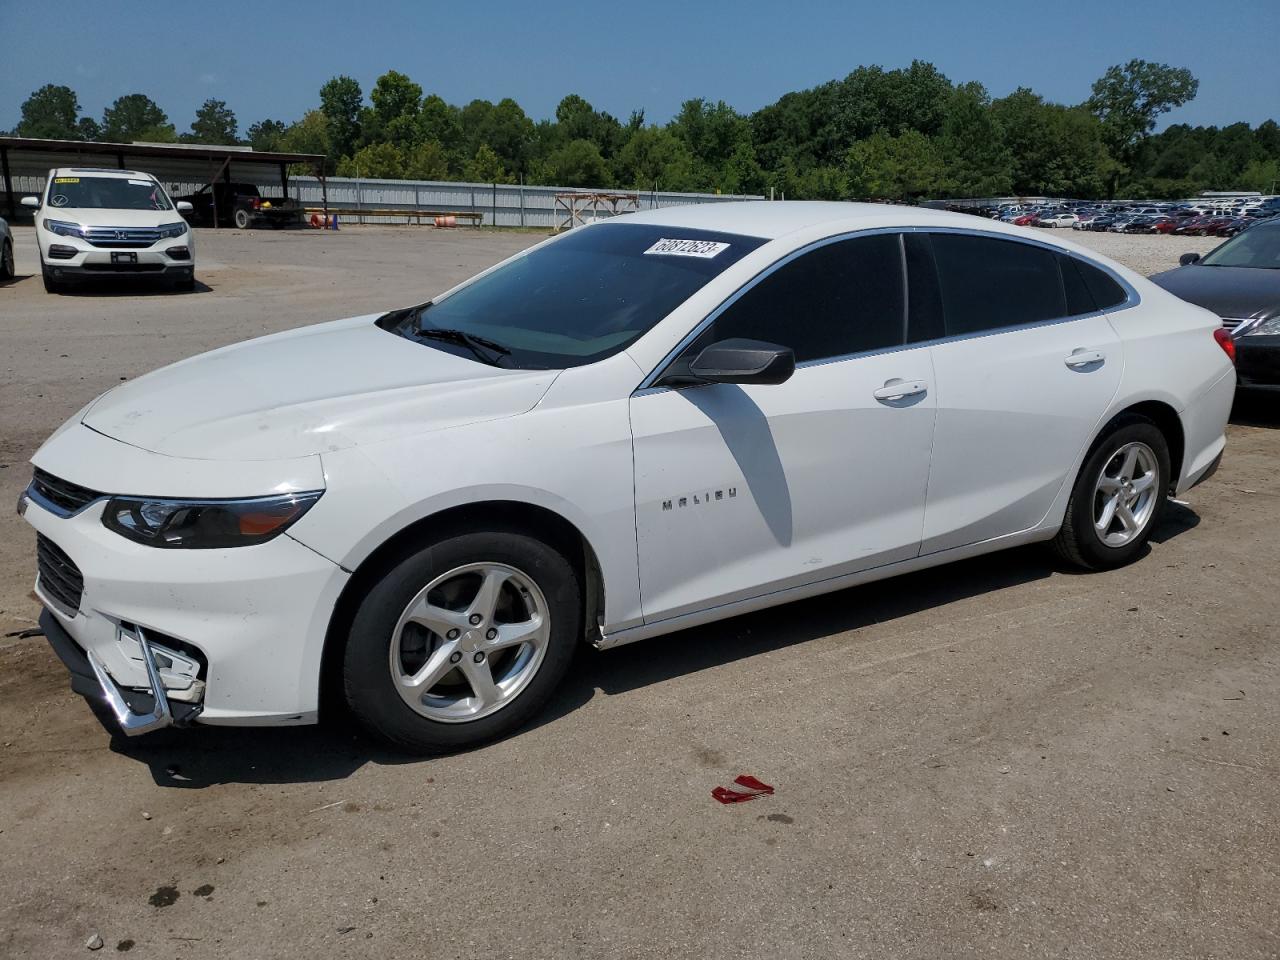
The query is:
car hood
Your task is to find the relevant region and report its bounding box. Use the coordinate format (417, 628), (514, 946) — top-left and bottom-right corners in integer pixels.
(82, 315), (559, 461)
(49, 207), (184, 228)
(1149, 265), (1280, 321)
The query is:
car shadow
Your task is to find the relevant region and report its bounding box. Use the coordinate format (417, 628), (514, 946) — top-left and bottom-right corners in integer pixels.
(107, 502), (1201, 789)
(52, 278), (212, 297)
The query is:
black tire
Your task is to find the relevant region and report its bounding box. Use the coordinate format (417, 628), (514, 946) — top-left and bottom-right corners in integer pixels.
(41, 265), (63, 294)
(343, 529), (581, 754)
(1051, 415), (1171, 571)
(0, 239), (13, 282)
(233, 209), (251, 229)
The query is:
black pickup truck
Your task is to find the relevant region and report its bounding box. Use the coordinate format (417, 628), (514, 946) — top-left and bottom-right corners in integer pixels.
(176, 182), (304, 229)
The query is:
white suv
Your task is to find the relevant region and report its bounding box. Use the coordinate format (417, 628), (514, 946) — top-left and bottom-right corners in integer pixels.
(23, 168), (195, 293)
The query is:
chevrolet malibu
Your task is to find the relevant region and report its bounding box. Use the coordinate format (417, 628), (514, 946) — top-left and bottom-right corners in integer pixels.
(19, 202), (1236, 753)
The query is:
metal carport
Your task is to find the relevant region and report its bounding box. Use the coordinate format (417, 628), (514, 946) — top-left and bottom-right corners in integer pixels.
(0, 136), (327, 227)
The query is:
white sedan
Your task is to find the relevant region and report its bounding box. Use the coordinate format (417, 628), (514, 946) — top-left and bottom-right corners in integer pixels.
(1038, 212), (1079, 228)
(19, 203), (1236, 753)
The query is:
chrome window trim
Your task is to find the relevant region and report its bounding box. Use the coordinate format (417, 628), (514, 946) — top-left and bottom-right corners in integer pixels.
(635, 224), (1141, 393)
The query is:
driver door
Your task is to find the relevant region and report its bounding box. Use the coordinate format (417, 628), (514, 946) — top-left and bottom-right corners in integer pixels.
(629, 233), (938, 625)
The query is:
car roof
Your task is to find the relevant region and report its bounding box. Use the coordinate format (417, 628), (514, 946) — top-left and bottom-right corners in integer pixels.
(619, 200), (1017, 240)
(52, 167), (153, 179)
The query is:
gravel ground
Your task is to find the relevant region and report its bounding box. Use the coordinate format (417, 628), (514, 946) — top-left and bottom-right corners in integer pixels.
(1, 222), (1275, 960)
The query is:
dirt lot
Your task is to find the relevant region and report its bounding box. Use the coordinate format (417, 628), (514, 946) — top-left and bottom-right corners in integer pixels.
(1, 223), (1277, 959)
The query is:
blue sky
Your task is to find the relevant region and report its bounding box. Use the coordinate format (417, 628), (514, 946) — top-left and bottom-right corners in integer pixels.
(3, 0), (1277, 134)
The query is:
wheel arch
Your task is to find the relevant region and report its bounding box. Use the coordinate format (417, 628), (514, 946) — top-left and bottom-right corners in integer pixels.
(318, 499), (606, 719)
(1092, 398), (1185, 490)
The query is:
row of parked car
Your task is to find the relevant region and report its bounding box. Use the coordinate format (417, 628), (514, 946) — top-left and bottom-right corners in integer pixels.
(984, 199), (1280, 238)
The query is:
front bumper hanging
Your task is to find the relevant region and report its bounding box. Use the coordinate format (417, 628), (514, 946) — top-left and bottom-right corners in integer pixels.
(39, 609), (203, 735)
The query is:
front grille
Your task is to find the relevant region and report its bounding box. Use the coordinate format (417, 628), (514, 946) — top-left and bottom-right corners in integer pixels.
(83, 226), (161, 248)
(31, 468), (104, 515)
(37, 534), (84, 615)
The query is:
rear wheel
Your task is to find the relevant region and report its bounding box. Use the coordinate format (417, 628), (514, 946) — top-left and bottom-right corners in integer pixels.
(0, 239), (13, 281)
(343, 530), (581, 754)
(1052, 416), (1170, 570)
(233, 209), (251, 229)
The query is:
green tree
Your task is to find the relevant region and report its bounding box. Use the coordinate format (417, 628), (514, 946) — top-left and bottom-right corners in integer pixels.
(102, 94), (173, 142)
(844, 130), (942, 200)
(188, 98), (238, 144)
(538, 138), (610, 187)
(1086, 59), (1198, 196)
(831, 61), (954, 144)
(405, 140), (450, 180)
(366, 70), (422, 148)
(614, 127), (696, 191)
(15, 84), (84, 139)
(246, 118), (287, 152)
(992, 89), (1112, 196)
(279, 110), (331, 170)
(319, 75), (364, 159)
(336, 142), (406, 179)
(418, 95), (462, 156)
(464, 143), (510, 183)
(938, 83), (1012, 196)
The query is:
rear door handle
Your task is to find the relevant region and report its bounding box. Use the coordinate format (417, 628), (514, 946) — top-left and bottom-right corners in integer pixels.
(873, 379), (928, 402)
(1064, 348), (1106, 368)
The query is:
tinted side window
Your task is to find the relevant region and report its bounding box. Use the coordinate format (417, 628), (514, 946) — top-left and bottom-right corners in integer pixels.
(1073, 257), (1129, 309)
(929, 234), (1067, 336)
(686, 234), (906, 365)
(1059, 254), (1097, 316)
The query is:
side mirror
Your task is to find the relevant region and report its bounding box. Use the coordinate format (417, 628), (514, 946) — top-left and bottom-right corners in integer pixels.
(21, 196), (40, 208)
(1179, 252), (1201, 266)
(176, 201), (193, 214)
(689, 338), (796, 386)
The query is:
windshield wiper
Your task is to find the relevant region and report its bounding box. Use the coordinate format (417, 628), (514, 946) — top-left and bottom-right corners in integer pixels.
(413, 327), (512, 366)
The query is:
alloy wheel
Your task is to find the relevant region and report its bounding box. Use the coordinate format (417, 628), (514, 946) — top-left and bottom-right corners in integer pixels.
(1093, 441), (1160, 547)
(388, 562), (551, 723)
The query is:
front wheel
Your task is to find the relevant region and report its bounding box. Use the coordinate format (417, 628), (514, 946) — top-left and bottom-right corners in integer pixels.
(1051, 416), (1171, 570)
(343, 530), (582, 753)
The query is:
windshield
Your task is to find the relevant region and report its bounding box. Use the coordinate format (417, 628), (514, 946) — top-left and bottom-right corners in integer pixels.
(380, 222), (768, 369)
(46, 176), (173, 211)
(1200, 223), (1280, 269)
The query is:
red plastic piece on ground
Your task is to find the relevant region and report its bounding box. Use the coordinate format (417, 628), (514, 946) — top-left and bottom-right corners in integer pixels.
(711, 775), (776, 804)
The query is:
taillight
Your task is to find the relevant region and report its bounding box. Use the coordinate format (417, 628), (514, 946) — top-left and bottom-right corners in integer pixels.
(1213, 328), (1237, 364)
(252, 197), (262, 209)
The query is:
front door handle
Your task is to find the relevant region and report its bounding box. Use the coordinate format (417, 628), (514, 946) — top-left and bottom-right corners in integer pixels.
(873, 379), (928, 402)
(1064, 348), (1106, 368)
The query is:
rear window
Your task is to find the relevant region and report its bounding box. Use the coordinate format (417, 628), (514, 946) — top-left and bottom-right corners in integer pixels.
(381, 223), (767, 369)
(45, 176), (172, 211)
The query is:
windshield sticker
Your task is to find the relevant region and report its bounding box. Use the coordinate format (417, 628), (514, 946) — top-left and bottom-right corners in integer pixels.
(643, 237), (731, 259)
(53, 177), (79, 183)
(128, 179), (151, 186)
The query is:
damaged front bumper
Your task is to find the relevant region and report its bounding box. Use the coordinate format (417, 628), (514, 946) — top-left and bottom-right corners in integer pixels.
(40, 609), (203, 734)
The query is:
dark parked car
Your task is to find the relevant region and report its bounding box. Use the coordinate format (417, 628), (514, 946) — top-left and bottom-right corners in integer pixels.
(176, 182), (304, 229)
(1150, 218), (1280, 390)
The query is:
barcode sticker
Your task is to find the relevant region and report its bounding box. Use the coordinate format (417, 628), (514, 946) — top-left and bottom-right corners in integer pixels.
(643, 237), (730, 259)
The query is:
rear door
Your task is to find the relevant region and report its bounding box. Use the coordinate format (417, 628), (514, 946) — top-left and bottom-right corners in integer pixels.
(907, 232), (1125, 553)
(630, 233), (938, 623)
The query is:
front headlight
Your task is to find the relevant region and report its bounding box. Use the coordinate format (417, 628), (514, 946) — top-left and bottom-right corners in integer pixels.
(102, 491), (323, 548)
(42, 218), (84, 238)
(158, 221), (188, 238)
(1244, 316), (1280, 336)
